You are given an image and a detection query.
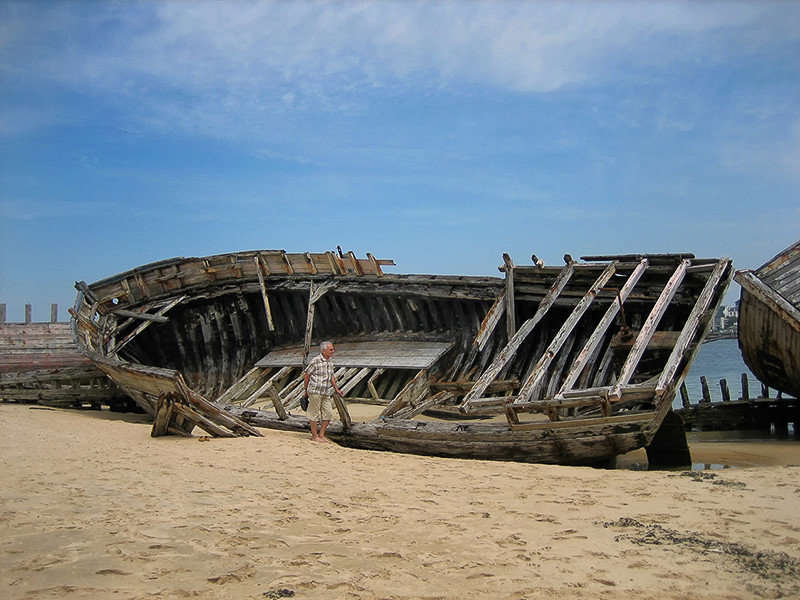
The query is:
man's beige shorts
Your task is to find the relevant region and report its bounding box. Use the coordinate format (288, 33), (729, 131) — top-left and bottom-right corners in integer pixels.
(307, 393), (335, 422)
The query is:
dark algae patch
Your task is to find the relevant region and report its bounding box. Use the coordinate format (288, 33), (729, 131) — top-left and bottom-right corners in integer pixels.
(603, 516), (800, 598)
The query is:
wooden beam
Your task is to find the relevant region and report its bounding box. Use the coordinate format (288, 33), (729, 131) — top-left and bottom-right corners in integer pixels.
(557, 259), (649, 395)
(459, 260), (576, 411)
(609, 259), (690, 401)
(380, 370), (429, 418)
(266, 382), (287, 420)
(110, 308), (170, 323)
(332, 392), (352, 429)
(254, 256), (275, 331)
(392, 391), (454, 420)
(473, 290), (506, 351)
(109, 295), (186, 355)
(515, 262), (618, 404)
(656, 259), (732, 395)
(503, 253), (516, 340)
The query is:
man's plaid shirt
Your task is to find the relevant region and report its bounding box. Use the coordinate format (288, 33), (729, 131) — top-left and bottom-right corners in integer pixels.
(305, 354), (335, 395)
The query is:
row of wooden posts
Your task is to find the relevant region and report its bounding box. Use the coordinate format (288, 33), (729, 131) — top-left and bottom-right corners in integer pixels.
(0, 304), (65, 324)
(679, 372), (778, 407)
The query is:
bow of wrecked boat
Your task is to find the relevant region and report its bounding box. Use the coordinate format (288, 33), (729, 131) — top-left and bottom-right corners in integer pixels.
(71, 249), (732, 465)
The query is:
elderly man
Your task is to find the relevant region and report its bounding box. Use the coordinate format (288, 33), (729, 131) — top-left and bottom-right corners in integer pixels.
(303, 341), (343, 442)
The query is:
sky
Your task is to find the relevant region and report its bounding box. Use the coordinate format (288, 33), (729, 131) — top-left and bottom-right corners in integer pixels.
(1, 0), (799, 323)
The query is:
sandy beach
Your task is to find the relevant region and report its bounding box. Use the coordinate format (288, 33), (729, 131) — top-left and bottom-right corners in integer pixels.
(1, 404), (798, 600)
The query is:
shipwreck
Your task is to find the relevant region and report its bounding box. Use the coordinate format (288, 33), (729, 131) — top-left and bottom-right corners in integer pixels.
(72, 249), (732, 465)
(735, 240), (800, 400)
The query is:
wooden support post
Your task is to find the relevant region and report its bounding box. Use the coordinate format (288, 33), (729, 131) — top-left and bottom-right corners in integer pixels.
(254, 256), (275, 331)
(761, 383), (769, 398)
(303, 282), (316, 367)
(720, 378), (731, 402)
(680, 382), (690, 408)
(700, 376), (711, 403)
(25, 303), (32, 323)
(266, 383), (287, 420)
(151, 393), (175, 437)
(332, 392), (352, 429)
(503, 253), (516, 340)
(741, 373), (750, 400)
(0, 303), (5, 322)
(51, 304), (58, 323)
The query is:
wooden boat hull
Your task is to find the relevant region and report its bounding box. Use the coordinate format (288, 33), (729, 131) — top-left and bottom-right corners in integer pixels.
(224, 406), (650, 465)
(71, 249), (733, 464)
(735, 240), (800, 399)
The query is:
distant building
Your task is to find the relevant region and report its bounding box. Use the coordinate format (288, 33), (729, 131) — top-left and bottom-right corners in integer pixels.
(713, 304), (738, 332)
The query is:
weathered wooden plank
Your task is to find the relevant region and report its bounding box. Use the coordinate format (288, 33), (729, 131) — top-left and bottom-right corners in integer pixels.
(110, 308), (170, 323)
(257, 341), (452, 369)
(557, 258), (649, 395)
(392, 391), (454, 420)
(473, 290), (505, 351)
(110, 295), (186, 355)
(172, 401), (233, 437)
(332, 392), (352, 429)
(609, 259), (690, 400)
(503, 254), (516, 340)
(515, 262), (618, 404)
(380, 370), (429, 418)
(254, 256), (275, 331)
(656, 259), (732, 395)
(151, 394), (174, 437)
(460, 260), (576, 410)
(266, 382), (287, 420)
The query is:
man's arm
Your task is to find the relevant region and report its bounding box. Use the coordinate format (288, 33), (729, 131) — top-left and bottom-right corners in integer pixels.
(330, 373), (342, 396)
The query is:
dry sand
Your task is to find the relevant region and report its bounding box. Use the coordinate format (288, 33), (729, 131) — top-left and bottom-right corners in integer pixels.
(1, 404), (799, 600)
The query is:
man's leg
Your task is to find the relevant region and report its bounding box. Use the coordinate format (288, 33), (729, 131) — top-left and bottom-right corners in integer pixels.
(309, 420), (319, 439)
(318, 419), (331, 442)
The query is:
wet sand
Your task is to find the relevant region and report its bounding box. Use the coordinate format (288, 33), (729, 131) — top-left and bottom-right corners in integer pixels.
(1, 403), (799, 600)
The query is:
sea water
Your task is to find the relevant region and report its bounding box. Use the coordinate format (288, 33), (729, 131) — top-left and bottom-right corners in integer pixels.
(679, 337), (797, 441)
(678, 338), (759, 407)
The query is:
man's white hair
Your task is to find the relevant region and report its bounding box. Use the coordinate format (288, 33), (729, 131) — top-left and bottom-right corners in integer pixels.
(320, 340), (334, 351)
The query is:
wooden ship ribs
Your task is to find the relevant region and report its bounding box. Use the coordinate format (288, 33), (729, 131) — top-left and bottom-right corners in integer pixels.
(71, 249), (733, 464)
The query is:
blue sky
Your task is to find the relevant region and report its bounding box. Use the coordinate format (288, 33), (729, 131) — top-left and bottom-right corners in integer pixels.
(1, 1), (799, 322)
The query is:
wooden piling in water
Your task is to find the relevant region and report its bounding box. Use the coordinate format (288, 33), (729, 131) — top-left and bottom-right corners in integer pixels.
(700, 376), (711, 403)
(720, 378), (730, 402)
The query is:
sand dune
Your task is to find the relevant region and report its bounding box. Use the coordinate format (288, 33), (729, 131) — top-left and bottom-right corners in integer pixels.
(1, 404), (798, 600)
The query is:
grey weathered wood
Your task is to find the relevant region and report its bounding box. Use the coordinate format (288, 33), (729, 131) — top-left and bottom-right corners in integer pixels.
(609, 259), (690, 401)
(380, 370), (429, 418)
(515, 262), (618, 404)
(473, 290), (505, 351)
(151, 394), (174, 437)
(110, 295), (186, 354)
(558, 259), (649, 395)
(332, 392), (352, 429)
(460, 260), (576, 411)
(503, 254), (516, 340)
(257, 341), (452, 369)
(254, 256), (275, 331)
(655, 259), (731, 396)
(266, 383), (287, 419)
(110, 308), (170, 323)
(392, 391), (454, 420)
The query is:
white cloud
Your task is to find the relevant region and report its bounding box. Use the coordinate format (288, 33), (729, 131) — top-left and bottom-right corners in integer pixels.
(3, 0), (799, 150)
